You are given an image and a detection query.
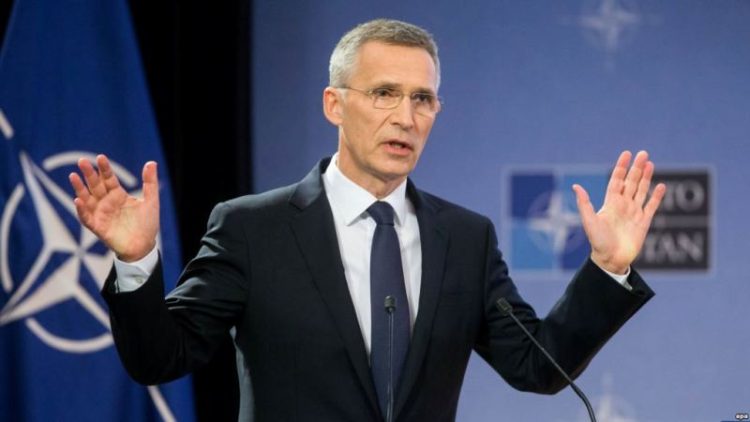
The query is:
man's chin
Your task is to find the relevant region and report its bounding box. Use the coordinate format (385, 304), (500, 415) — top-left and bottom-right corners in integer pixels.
(374, 167), (413, 185)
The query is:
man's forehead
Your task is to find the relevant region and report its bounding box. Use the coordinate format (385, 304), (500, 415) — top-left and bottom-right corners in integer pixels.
(351, 41), (438, 91)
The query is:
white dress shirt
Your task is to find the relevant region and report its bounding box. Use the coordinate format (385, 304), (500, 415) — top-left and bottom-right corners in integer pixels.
(113, 154), (630, 355)
(321, 154), (421, 355)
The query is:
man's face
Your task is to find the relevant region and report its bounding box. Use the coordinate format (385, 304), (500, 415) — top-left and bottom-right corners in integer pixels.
(324, 41), (438, 196)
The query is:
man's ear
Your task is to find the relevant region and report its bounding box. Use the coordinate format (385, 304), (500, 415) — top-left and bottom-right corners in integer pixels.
(322, 87), (344, 126)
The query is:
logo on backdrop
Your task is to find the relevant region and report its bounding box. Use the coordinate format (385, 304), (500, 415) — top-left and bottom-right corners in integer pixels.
(561, 0), (660, 69)
(634, 170), (711, 271)
(504, 167), (608, 275)
(503, 166), (712, 278)
(0, 149), (140, 353)
(576, 0), (643, 54)
(573, 373), (639, 422)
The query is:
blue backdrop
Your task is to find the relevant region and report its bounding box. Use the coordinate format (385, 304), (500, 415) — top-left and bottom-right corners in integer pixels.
(252, 1), (749, 421)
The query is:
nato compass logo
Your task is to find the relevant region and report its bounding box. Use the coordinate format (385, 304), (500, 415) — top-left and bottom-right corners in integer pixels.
(579, 373), (639, 422)
(561, 0), (660, 69)
(0, 150), (140, 353)
(503, 167), (608, 277)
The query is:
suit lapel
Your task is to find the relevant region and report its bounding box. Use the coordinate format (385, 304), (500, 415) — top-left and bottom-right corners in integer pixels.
(288, 159), (381, 415)
(395, 184), (450, 418)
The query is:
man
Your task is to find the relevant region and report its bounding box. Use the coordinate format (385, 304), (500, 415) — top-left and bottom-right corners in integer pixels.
(69, 19), (665, 422)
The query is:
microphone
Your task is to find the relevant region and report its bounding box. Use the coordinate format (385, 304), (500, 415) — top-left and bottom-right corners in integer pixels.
(495, 298), (597, 422)
(384, 295), (396, 422)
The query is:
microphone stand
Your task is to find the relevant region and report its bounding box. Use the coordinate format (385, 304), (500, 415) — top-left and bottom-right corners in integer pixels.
(496, 298), (597, 422)
(384, 295), (396, 422)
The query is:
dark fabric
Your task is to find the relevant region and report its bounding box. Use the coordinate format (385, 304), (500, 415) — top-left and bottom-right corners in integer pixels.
(368, 201), (410, 418)
(102, 157), (654, 422)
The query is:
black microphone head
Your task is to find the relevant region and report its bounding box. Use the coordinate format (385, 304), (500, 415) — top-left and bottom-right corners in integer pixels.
(495, 298), (513, 315)
(384, 295), (396, 313)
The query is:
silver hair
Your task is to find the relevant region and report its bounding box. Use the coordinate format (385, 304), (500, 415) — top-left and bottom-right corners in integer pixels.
(329, 19), (441, 90)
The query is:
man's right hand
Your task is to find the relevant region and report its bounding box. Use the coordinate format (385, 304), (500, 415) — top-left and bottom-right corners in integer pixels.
(69, 154), (160, 263)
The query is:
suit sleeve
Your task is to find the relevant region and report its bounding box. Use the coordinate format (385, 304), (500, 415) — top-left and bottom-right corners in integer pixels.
(101, 201), (249, 385)
(474, 221), (654, 394)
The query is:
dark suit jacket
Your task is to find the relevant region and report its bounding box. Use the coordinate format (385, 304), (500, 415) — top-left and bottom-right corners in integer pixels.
(102, 157), (654, 422)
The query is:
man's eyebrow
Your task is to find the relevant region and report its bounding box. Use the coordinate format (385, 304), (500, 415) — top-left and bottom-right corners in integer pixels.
(370, 82), (401, 90)
(411, 88), (437, 95)
(371, 82), (436, 95)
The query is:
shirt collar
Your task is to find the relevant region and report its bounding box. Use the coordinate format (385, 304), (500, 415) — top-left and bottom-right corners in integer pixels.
(323, 153), (408, 227)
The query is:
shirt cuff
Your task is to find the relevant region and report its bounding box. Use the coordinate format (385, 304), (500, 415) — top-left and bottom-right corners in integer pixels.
(599, 265), (633, 291)
(113, 246), (159, 293)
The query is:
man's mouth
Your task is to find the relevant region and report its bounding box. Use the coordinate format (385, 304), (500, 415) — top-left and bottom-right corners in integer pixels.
(385, 140), (411, 150)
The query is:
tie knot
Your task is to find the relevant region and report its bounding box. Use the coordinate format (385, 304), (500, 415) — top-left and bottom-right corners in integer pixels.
(368, 201), (395, 226)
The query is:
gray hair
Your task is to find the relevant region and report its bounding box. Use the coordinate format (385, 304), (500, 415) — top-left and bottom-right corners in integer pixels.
(329, 19), (441, 90)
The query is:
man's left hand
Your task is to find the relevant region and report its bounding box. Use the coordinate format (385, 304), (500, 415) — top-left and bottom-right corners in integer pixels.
(573, 150), (667, 275)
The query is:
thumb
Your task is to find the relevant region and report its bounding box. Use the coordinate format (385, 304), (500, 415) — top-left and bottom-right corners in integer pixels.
(572, 184), (595, 228)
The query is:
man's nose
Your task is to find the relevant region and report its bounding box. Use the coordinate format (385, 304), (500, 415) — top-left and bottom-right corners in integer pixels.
(389, 97), (415, 129)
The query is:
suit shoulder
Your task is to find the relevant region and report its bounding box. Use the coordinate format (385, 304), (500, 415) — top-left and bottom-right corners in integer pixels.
(418, 189), (494, 228)
(225, 184), (296, 210)
(206, 184), (297, 225)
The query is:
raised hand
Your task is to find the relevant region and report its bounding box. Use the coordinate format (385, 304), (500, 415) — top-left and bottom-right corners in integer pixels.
(68, 155), (160, 262)
(572, 150), (666, 275)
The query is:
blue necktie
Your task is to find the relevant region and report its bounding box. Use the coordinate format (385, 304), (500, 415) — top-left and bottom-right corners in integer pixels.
(368, 201), (410, 419)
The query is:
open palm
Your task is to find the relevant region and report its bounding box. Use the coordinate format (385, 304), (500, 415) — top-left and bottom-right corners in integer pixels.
(69, 155), (160, 262)
(573, 151), (666, 275)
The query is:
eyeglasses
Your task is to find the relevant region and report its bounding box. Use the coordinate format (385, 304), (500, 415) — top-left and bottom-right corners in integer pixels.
(339, 86), (442, 117)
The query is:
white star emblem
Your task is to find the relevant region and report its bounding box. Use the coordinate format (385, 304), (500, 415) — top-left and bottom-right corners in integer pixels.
(1, 151), (138, 352)
(578, 373), (639, 422)
(527, 190), (585, 255)
(579, 0), (642, 54)
(560, 0), (659, 69)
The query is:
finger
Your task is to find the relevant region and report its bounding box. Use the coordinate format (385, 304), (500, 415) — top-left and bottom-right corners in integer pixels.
(572, 184), (596, 228)
(78, 157), (107, 199)
(142, 161), (160, 207)
(633, 160), (655, 207)
(605, 150), (632, 199)
(643, 182), (667, 222)
(96, 154), (122, 192)
(68, 172), (92, 203)
(73, 197), (93, 228)
(622, 150), (648, 199)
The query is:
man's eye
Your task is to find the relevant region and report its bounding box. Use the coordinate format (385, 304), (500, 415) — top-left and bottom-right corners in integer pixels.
(372, 88), (397, 98)
(412, 93), (434, 104)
